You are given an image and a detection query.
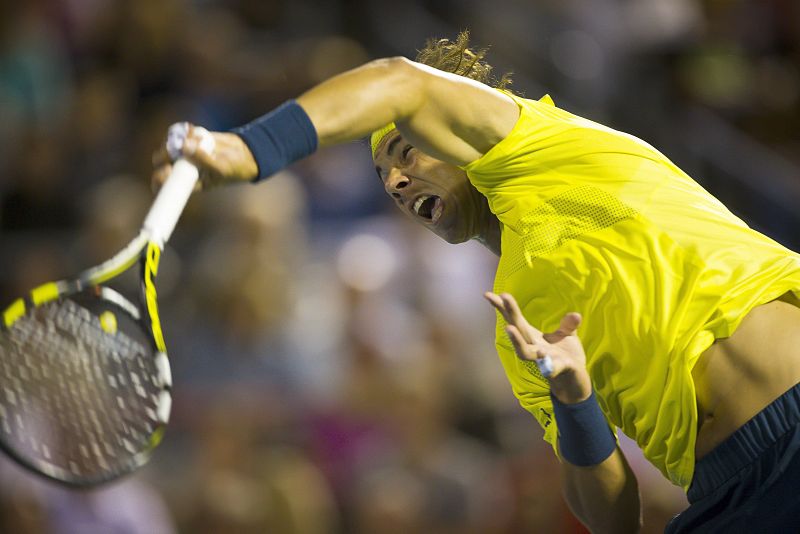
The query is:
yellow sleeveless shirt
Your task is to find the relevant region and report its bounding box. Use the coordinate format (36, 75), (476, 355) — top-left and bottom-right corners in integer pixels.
(462, 92), (800, 489)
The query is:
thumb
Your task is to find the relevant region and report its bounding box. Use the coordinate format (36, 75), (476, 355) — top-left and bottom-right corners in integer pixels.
(556, 312), (582, 336)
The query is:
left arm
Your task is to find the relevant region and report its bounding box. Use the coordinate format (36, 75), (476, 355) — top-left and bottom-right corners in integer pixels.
(485, 292), (642, 533)
(561, 443), (641, 534)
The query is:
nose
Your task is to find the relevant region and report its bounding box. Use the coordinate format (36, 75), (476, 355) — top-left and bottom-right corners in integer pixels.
(384, 169), (410, 199)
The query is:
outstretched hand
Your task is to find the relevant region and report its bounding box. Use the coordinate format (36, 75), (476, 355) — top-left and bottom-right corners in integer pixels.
(484, 291), (592, 404)
(151, 123), (259, 192)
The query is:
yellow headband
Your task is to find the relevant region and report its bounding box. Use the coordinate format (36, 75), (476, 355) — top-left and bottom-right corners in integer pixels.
(370, 122), (397, 159)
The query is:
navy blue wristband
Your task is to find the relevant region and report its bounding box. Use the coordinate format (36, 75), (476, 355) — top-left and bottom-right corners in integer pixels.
(231, 100), (318, 182)
(551, 390), (616, 467)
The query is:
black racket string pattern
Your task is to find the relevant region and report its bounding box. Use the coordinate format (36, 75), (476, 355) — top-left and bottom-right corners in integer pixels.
(0, 160), (195, 486)
(0, 296), (164, 482)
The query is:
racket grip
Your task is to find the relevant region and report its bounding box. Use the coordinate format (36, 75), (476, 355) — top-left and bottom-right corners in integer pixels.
(143, 159), (199, 246)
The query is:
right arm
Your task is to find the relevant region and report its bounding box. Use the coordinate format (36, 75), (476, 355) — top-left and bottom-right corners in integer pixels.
(296, 56), (519, 165)
(485, 292), (642, 534)
(152, 57), (519, 188)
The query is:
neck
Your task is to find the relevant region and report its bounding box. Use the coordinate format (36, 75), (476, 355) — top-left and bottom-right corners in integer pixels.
(473, 197), (501, 256)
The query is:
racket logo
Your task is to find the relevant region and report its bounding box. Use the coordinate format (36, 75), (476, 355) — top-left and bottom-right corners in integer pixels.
(143, 242), (166, 352)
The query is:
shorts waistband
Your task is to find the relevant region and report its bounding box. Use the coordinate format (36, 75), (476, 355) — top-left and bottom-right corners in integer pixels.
(688, 382), (800, 502)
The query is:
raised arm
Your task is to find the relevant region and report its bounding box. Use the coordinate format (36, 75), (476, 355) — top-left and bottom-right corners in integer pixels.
(152, 57), (518, 189)
(297, 56), (518, 165)
(485, 292), (642, 534)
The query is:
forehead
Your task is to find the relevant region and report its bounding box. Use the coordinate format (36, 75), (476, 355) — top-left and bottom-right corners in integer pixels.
(371, 123), (398, 156)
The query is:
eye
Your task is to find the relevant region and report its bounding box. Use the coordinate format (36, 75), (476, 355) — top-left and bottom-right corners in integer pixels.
(401, 145), (413, 161)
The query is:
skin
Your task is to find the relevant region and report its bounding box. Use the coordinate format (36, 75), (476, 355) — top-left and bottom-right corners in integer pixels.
(485, 292), (642, 534)
(692, 297), (800, 458)
(150, 57), (642, 533)
(372, 129), (501, 254)
(151, 128), (257, 192)
(152, 55), (800, 531)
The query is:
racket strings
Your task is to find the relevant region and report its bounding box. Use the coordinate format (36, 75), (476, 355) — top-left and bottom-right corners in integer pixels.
(0, 298), (164, 480)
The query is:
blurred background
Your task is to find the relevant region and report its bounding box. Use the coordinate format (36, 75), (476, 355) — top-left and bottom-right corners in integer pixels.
(0, 0), (798, 532)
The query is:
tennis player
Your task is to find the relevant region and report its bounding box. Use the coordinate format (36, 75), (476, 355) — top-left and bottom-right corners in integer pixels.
(153, 33), (800, 533)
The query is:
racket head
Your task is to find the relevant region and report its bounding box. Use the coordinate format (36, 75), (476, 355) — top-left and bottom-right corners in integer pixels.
(0, 284), (172, 487)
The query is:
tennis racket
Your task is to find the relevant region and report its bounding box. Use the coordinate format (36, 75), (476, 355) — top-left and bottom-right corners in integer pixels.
(0, 125), (201, 487)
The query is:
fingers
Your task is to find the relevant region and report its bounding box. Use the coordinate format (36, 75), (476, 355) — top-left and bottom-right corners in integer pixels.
(180, 125), (216, 162)
(506, 324), (557, 379)
(152, 145), (170, 168)
(484, 291), (568, 380)
(501, 292), (545, 344)
(180, 126), (219, 190)
(485, 293), (532, 354)
(484, 291), (583, 342)
(483, 291), (505, 314)
(505, 324), (542, 360)
(485, 291), (525, 338)
(156, 122), (215, 165)
(483, 291), (525, 326)
(484, 291), (538, 343)
(166, 123), (216, 169)
(500, 292), (525, 326)
(152, 123), (217, 193)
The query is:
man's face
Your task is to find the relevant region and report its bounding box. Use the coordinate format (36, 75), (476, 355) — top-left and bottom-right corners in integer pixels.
(373, 131), (481, 244)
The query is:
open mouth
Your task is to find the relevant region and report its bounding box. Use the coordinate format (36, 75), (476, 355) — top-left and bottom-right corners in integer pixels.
(413, 195), (443, 222)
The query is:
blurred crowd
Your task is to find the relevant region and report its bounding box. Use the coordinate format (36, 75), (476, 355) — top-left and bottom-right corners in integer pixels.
(0, 0), (798, 532)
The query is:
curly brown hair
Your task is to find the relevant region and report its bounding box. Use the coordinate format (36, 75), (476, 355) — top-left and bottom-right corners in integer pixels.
(414, 30), (514, 92)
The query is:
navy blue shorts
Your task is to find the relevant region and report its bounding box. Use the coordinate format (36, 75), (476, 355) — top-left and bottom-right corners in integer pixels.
(665, 382), (800, 533)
